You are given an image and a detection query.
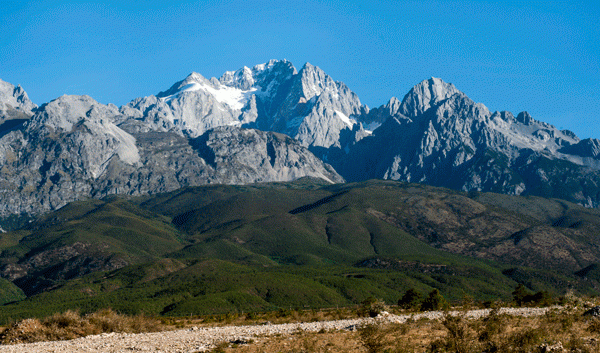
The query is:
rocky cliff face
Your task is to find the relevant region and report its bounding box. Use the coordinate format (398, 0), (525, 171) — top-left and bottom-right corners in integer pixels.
(0, 92), (343, 219)
(269, 62), (368, 149)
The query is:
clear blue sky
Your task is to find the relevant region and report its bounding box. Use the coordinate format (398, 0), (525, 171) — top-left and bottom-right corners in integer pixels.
(1, 0), (599, 138)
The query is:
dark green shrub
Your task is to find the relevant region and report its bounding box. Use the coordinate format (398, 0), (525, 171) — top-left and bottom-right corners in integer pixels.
(420, 289), (448, 311)
(512, 284), (531, 306)
(530, 290), (553, 307)
(398, 288), (423, 310)
(512, 284), (553, 307)
(358, 297), (387, 318)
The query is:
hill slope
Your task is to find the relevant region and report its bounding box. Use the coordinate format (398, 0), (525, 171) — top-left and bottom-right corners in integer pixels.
(1, 179), (599, 321)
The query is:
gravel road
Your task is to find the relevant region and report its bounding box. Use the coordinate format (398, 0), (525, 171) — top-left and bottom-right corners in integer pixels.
(0, 307), (555, 352)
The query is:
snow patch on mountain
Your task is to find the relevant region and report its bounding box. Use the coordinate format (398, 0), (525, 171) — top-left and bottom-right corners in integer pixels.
(362, 122), (381, 133)
(335, 110), (355, 128)
(160, 74), (257, 111)
(100, 120), (140, 165)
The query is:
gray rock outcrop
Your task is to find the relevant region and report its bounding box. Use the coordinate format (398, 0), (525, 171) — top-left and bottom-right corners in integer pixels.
(0, 79), (37, 119)
(0, 79), (37, 139)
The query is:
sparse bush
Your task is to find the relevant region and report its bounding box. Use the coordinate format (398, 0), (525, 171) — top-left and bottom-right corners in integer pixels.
(86, 308), (161, 333)
(427, 338), (448, 353)
(358, 323), (386, 353)
(505, 327), (543, 353)
(558, 290), (580, 307)
(358, 297), (387, 318)
(426, 313), (479, 353)
(460, 293), (475, 310)
(50, 310), (81, 329)
(442, 314), (474, 353)
(541, 309), (576, 333)
(587, 316), (600, 334)
(398, 317), (412, 335)
(0, 318), (46, 344)
(208, 341), (230, 353)
(566, 334), (593, 353)
(420, 289), (448, 311)
(398, 288), (423, 310)
(478, 308), (505, 343)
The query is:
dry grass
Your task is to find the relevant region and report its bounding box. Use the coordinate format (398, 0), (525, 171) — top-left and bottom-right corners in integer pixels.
(210, 307), (600, 353)
(0, 309), (163, 344)
(5, 301), (600, 352)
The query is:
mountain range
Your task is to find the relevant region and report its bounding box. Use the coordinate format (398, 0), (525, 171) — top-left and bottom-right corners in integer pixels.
(3, 62), (600, 318)
(2, 59), (600, 225)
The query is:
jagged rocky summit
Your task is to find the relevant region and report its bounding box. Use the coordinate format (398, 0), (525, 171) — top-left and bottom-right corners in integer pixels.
(2, 60), (600, 221)
(122, 59), (369, 150)
(0, 78), (37, 136)
(333, 77), (600, 207)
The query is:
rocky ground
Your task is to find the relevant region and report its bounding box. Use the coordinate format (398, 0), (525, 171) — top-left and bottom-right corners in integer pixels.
(0, 307), (554, 353)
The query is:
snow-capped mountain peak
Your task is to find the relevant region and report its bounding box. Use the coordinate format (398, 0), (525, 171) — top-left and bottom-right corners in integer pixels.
(145, 60), (367, 149)
(219, 59), (296, 92)
(253, 58), (288, 72)
(156, 72), (207, 98)
(122, 60), (301, 139)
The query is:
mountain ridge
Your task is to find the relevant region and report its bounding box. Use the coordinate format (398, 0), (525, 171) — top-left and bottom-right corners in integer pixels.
(0, 90), (343, 219)
(3, 59), (600, 220)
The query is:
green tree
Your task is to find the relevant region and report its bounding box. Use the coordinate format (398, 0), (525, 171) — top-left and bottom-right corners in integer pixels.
(530, 290), (553, 307)
(512, 284), (531, 307)
(398, 288), (423, 310)
(420, 289), (448, 311)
